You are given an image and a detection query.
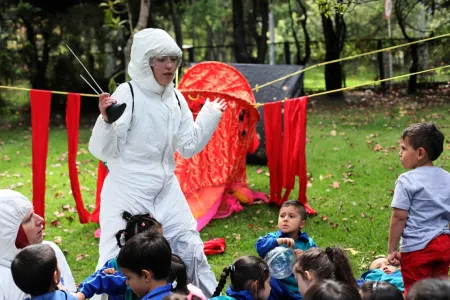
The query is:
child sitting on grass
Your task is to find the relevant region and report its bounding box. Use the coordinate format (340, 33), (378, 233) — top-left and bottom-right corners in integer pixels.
(117, 230), (172, 300)
(11, 244), (78, 300)
(255, 200), (316, 300)
(210, 256), (271, 300)
(293, 247), (357, 296)
(76, 212), (162, 300)
(387, 123), (450, 294)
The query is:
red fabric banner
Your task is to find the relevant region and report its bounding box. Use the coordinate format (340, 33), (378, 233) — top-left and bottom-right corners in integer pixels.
(66, 93), (92, 223)
(264, 97), (315, 213)
(263, 101), (283, 205)
(91, 161), (108, 223)
(30, 89), (52, 219)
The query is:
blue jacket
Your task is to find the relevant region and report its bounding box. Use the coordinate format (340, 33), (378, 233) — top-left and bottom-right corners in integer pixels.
(209, 286), (256, 300)
(140, 284), (172, 300)
(77, 257), (138, 300)
(360, 269), (404, 292)
(255, 230), (316, 298)
(25, 290), (78, 300)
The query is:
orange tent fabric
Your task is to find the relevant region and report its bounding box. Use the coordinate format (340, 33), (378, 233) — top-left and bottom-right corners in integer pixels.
(176, 62), (267, 230)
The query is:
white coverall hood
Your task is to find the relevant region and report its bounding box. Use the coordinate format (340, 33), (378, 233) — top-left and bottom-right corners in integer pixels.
(128, 28), (182, 96)
(0, 189), (32, 266)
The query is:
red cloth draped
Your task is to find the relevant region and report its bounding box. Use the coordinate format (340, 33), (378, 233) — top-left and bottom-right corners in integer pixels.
(31, 89), (52, 219)
(91, 161), (108, 223)
(66, 93), (92, 223)
(264, 97), (315, 214)
(264, 102), (283, 205)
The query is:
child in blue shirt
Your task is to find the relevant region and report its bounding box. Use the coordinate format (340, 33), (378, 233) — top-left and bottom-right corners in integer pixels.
(255, 200), (316, 300)
(117, 230), (173, 300)
(76, 212), (162, 300)
(210, 256), (271, 300)
(359, 257), (404, 292)
(11, 244), (78, 300)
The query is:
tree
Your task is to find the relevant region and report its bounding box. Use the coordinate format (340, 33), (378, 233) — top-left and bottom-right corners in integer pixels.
(394, 0), (448, 94)
(232, 0), (269, 63)
(287, 0), (310, 65)
(321, 10), (346, 97)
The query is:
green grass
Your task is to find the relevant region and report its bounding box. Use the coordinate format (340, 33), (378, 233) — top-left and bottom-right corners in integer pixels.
(1, 100), (450, 284)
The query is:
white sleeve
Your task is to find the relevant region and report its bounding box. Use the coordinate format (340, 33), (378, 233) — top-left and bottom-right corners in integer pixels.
(176, 91), (222, 159)
(43, 241), (77, 293)
(88, 83), (134, 162)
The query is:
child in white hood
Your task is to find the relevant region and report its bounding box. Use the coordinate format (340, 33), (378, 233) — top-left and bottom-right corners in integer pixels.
(89, 28), (226, 297)
(0, 189), (76, 300)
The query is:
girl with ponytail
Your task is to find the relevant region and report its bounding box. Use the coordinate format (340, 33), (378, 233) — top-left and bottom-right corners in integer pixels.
(293, 247), (357, 296)
(210, 256), (271, 300)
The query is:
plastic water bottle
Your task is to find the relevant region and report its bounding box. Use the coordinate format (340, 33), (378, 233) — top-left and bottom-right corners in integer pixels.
(265, 246), (296, 279)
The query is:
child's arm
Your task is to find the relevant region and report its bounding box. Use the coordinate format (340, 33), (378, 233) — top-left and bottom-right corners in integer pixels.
(77, 263), (126, 298)
(387, 208), (408, 266)
(255, 233), (279, 257)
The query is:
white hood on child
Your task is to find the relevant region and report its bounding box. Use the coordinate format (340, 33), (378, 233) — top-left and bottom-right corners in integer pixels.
(128, 28), (182, 97)
(0, 189), (32, 266)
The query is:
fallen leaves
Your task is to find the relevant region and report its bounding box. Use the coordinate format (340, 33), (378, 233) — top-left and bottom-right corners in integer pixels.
(76, 254), (89, 262)
(329, 181), (340, 189)
(344, 248), (360, 256)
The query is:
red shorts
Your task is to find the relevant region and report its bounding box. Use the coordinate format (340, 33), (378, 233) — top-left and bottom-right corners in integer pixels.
(401, 234), (450, 295)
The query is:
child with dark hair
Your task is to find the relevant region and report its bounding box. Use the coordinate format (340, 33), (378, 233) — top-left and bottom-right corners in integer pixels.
(358, 257), (404, 292)
(293, 247), (357, 296)
(11, 244), (78, 299)
(168, 255), (206, 300)
(303, 280), (361, 300)
(76, 212), (162, 300)
(255, 200), (316, 300)
(210, 256), (271, 300)
(117, 230), (172, 299)
(388, 123), (450, 294)
(360, 281), (403, 300)
(406, 278), (450, 300)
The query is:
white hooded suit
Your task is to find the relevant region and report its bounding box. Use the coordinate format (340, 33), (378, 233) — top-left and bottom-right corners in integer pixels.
(0, 189), (76, 300)
(88, 28), (220, 296)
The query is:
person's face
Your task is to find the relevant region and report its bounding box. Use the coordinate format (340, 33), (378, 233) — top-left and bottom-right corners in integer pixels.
(257, 277), (271, 300)
(151, 56), (179, 86)
(293, 265), (314, 295)
(398, 137), (424, 169)
(22, 209), (44, 244)
(120, 267), (151, 298)
(369, 258), (398, 274)
(278, 206), (305, 235)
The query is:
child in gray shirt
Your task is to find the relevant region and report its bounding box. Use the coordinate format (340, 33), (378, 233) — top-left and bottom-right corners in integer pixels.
(387, 122), (450, 295)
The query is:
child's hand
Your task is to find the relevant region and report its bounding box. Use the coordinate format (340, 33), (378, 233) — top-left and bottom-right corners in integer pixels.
(74, 292), (86, 300)
(102, 267), (117, 274)
(387, 251), (401, 266)
(57, 284), (68, 291)
(277, 238), (295, 248)
(294, 249), (303, 258)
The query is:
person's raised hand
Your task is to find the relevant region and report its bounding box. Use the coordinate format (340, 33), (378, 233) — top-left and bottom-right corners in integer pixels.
(102, 267), (117, 275)
(98, 92), (116, 123)
(205, 97), (227, 113)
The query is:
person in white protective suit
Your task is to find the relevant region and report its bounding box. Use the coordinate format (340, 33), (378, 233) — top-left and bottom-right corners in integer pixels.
(0, 189), (77, 300)
(88, 28), (226, 298)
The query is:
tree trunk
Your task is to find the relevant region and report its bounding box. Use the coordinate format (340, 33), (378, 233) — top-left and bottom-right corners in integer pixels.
(124, 0), (150, 78)
(256, 0), (269, 63)
(288, 0), (301, 64)
(232, 0), (252, 63)
(296, 0), (310, 65)
(408, 44), (419, 94)
(168, 0), (183, 49)
(21, 17), (49, 89)
(321, 13), (346, 98)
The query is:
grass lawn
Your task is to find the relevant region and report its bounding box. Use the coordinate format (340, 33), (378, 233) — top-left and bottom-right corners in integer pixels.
(1, 94), (450, 284)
